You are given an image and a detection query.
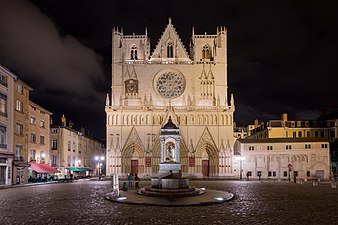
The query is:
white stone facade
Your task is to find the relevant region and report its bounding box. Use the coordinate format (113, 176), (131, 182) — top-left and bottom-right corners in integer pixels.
(234, 138), (331, 181)
(106, 19), (235, 178)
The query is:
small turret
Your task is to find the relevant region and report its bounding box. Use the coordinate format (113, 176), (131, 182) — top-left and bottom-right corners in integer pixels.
(230, 93), (234, 106)
(106, 93), (110, 106)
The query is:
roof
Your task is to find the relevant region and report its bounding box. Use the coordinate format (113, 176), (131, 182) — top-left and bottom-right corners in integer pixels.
(29, 163), (60, 173)
(0, 64), (18, 79)
(162, 116), (178, 129)
(149, 18), (191, 62)
(237, 138), (330, 144)
(29, 100), (53, 115)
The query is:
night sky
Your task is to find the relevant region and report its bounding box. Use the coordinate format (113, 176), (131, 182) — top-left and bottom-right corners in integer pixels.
(1, 0), (338, 140)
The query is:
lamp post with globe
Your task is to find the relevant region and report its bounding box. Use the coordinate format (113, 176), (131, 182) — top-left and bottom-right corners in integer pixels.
(95, 156), (105, 179)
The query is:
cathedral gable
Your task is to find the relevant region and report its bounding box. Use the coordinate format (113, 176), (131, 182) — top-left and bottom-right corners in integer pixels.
(149, 18), (191, 63)
(122, 127), (144, 155)
(195, 127), (218, 157)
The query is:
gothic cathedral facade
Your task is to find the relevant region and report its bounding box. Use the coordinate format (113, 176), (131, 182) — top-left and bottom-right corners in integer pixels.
(106, 19), (236, 178)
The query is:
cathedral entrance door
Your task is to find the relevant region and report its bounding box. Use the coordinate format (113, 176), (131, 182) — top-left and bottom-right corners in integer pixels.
(131, 160), (138, 176)
(202, 160), (209, 177)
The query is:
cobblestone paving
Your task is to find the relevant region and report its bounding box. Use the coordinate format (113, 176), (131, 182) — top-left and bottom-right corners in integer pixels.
(0, 179), (337, 225)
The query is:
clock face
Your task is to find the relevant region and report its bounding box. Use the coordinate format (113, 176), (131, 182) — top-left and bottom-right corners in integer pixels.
(155, 71), (185, 99)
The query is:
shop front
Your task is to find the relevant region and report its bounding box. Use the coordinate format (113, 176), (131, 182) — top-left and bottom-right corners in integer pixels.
(0, 153), (14, 185)
(66, 167), (93, 178)
(28, 163), (60, 182)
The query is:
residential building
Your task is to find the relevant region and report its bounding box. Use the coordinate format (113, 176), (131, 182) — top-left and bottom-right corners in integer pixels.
(51, 115), (102, 178)
(0, 65), (16, 185)
(234, 138), (331, 181)
(248, 113), (336, 139)
(27, 101), (52, 164)
(247, 113), (338, 177)
(106, 19), (235, 178)
(13, 79), (32, 184)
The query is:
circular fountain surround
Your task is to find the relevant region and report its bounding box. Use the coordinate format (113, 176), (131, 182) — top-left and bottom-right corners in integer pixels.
(138, 171), (204, 197)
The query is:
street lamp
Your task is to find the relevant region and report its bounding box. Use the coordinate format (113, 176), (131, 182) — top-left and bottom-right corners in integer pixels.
(95, 156), (105, 179)
(236, 156), (246, 180)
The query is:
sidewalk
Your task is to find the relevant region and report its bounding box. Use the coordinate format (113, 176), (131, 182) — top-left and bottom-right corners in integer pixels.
(0, 181), (57, 189)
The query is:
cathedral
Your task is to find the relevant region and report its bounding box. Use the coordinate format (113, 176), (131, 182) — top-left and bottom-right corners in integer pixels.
(105, 18), (236, 178)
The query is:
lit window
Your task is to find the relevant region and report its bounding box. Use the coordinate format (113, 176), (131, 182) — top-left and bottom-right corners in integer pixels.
(0, 93), (7, 117)
(40, 120), (45, 128)
(16, 145), (22, 160)
(0, 125), (6, 148)
(17, 84), (23, 94)
(30, 149), (36, 161)
(202, 45), (211, 59)
(30, 117), (36, 125)
(16, 100), (23, 112)
(130, 45), (138, 60)
(16, 121), (23, 135)
(40, 136), (45, 145)
(52, 140), (58, 150)
(30, 133), (36, 143)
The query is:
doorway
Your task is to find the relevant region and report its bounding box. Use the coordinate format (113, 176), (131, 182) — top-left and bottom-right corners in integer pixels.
(131, 160), (138, 176)
(0, 166), (6, 185)
(202, 160), (209, 177)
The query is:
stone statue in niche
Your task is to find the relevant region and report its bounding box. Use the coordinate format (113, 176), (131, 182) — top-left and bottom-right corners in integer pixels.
(166, 143), (175, 161)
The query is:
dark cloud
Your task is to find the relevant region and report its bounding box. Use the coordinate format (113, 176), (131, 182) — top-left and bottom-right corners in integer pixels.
(1, 0), (338, 138)
(0, 0), (105, 99)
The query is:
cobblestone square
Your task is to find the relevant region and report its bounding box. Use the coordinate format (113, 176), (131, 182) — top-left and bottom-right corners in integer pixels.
(0, 179), (337, 225)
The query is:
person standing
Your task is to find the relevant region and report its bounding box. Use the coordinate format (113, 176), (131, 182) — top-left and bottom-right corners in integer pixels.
(135, 174), (140, 189)
(128, 173), (133, 189)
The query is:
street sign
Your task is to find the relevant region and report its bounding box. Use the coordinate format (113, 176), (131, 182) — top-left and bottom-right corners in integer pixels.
(288, 164), (292, 168)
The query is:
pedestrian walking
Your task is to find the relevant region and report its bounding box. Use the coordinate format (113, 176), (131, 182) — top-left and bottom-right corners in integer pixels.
(128, 173), (133, 188)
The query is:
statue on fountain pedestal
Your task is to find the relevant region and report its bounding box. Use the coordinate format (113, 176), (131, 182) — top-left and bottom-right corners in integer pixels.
(166, 143), (175, 161)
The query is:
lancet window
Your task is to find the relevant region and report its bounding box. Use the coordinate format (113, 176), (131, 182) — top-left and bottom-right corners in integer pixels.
(130, 45), (138, 60)
(202, 45), (211, 59)
(167, 42), (173, 58)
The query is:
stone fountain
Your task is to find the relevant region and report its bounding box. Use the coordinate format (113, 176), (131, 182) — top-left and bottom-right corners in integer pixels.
(138, 116), (203, 197)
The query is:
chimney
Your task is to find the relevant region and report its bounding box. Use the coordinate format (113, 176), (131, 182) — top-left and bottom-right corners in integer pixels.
(61, 114), (66, 127)
(69, 120), (74, 129)
(80, 126), (85, 135)
(254, 119), (259, 128)
(282, 113), (288, 121)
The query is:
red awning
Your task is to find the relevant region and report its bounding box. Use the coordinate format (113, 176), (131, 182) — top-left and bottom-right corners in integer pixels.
(29, 163), (60, 173)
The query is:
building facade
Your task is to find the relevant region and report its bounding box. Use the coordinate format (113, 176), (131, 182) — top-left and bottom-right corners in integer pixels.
(249, 113), (336, 139)
(27, 101), (52, 163)
(234, 138), (331, 181)
(50, 116), (102, 178)
(12, 79), (32, 184)
(0, 65), (16, 185)
(106, 19), (236, 178)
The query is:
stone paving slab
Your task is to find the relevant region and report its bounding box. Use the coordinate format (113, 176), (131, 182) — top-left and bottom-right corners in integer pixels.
(105, 188), (234, 206)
